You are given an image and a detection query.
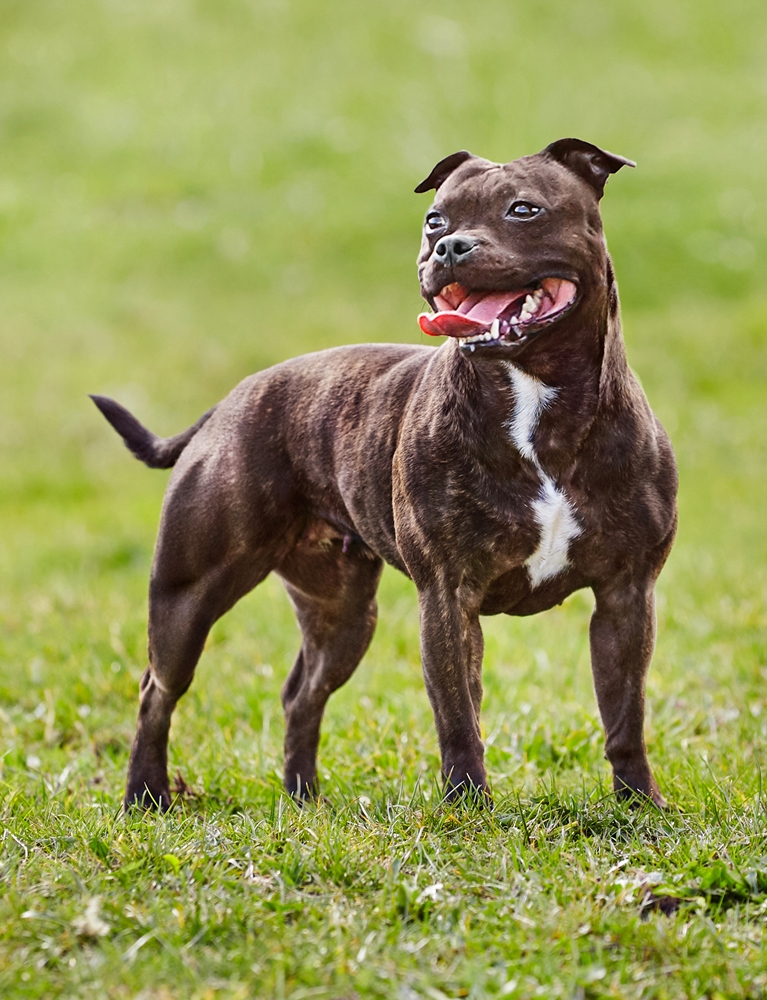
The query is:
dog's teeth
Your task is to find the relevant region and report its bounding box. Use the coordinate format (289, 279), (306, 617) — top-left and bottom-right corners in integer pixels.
(469, 344), (475, 353)
(458, 338), (466, 347)
(490, 319), (500, 340)
(519, 294), (538, 322)
(532, 287), (544, 303)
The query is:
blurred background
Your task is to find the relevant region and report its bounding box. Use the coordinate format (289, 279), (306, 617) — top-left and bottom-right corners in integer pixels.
(1, 0), (766, 796)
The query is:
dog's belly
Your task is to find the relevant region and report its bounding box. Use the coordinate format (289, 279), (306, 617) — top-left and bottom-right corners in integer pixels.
(480, 564), (587, 617)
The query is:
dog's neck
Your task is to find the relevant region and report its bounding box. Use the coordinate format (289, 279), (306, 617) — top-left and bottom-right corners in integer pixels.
(443, 265), (630, 478)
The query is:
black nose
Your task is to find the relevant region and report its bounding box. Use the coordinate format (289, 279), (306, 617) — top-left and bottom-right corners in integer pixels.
(434, 234), (478, 266)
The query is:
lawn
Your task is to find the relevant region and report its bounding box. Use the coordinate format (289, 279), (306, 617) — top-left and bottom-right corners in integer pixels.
(2, 0), (767, 997)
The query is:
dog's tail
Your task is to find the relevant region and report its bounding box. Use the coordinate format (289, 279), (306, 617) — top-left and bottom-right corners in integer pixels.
(90, 395), (216, 469)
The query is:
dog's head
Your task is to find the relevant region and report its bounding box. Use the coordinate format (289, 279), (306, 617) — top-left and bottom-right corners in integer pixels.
(415, 139), (634, 358)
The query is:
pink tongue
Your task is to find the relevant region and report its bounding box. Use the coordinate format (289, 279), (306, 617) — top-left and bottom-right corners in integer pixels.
(419, 290), (525, 339)
(419, 311), (488, 338)
(461, 290), (523, 321)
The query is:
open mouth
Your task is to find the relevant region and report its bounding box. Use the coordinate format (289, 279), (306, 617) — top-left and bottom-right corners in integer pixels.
(418, 277), (578, 350)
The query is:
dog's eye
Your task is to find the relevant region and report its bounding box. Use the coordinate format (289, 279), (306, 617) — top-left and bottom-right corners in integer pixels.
(507, 201), (541, 219)
(425, 212), (447, 233)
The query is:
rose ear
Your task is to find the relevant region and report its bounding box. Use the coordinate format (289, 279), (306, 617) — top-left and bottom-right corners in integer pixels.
(414, 150), (474, 194)
(544, 138), (635, 198)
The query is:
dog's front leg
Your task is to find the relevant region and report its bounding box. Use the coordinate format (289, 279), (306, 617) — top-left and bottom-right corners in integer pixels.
(589, 577), (666, 807)
(418, 586), (488, 799)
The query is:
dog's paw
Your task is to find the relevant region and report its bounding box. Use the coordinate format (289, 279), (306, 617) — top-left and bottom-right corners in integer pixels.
(284, 774), (320, 803)
(123, 782), (172, 813)
(613, 774), (667, 810)
(441, 777), (493, 808)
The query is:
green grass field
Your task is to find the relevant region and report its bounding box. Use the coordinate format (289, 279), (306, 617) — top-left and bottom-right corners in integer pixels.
(2, 0), (767, 996)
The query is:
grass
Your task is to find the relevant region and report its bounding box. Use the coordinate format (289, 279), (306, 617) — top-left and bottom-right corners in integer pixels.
(2, 0), (767, 996)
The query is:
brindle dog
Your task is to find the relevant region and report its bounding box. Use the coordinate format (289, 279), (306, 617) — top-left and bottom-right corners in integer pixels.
(93, 138), (677, 811)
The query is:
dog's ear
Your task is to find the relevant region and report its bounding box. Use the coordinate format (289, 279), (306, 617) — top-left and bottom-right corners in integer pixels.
(414, 151), (474, 194)
(544, 138), (635, 198)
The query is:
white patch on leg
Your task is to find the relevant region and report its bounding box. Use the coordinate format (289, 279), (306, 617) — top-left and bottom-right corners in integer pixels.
(504, 363), (582, 587)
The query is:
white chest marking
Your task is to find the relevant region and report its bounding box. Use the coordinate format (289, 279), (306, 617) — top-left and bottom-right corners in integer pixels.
(504, 363), (582, 588)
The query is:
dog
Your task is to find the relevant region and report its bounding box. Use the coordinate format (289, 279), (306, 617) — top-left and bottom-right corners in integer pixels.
(93, 138), (677, 811)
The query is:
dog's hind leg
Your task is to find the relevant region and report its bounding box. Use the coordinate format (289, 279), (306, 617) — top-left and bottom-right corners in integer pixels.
(125, 555), (278, 811)
(276, 528), (383, 798)
(124, 455), (297, 810)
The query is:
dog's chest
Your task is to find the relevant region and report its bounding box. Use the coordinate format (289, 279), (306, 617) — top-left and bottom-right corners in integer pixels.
(503, 363), (582, 588)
